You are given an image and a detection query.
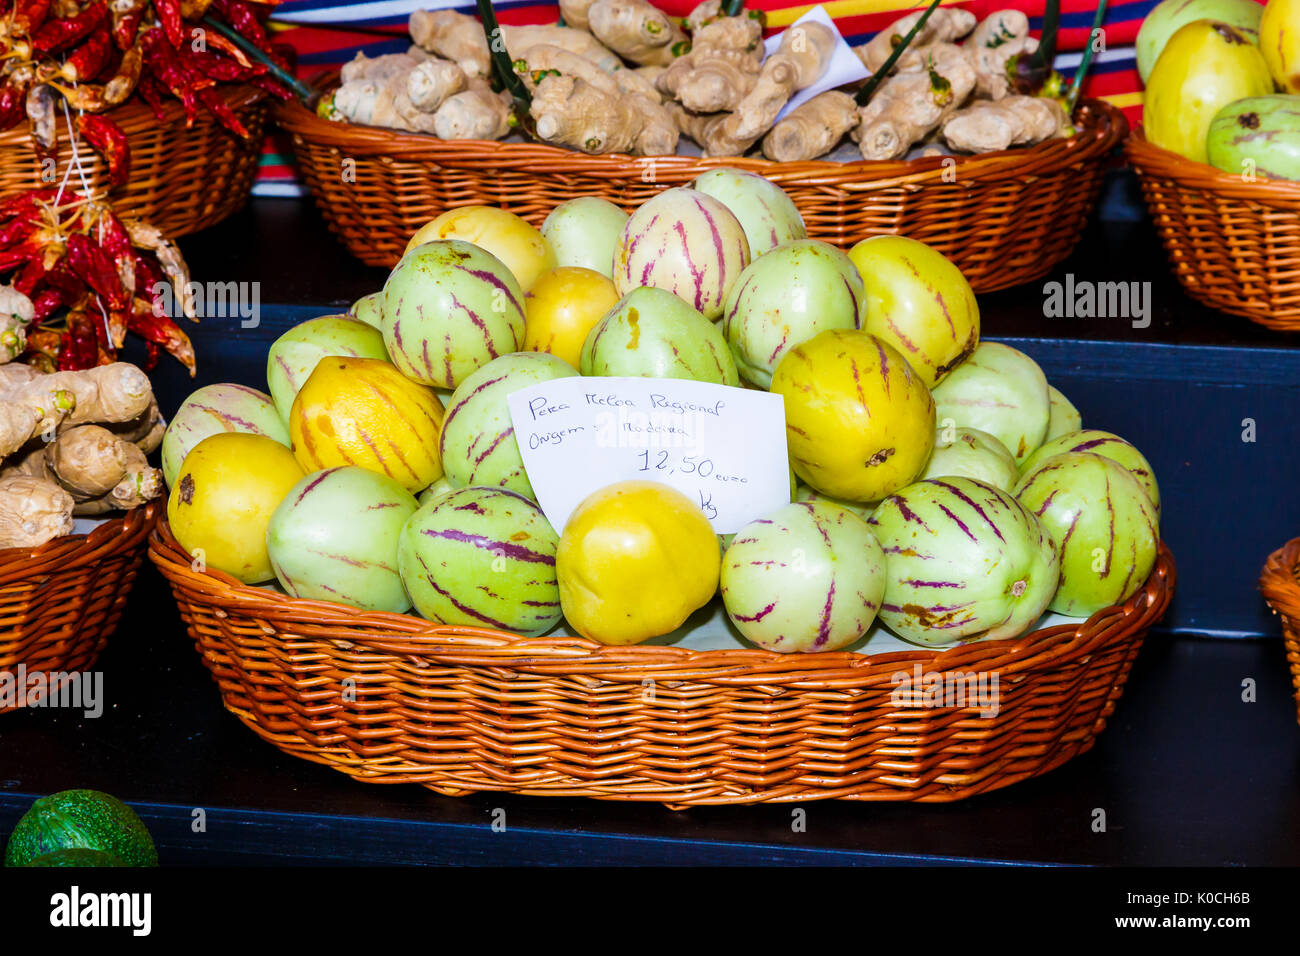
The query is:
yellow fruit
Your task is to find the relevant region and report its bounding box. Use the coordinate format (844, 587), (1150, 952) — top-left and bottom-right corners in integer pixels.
(849, 235), (980, 388)
(405, 206), (556, 291)
(1144, 20), (1275, 163)
(290, 356), (445, 492)
(772, 329), (935, 503)
(523, 267), (621, 368)
(557, 481), (720, 645)
(167, 433), (305, 584)
(1260, 0), (1300, 92)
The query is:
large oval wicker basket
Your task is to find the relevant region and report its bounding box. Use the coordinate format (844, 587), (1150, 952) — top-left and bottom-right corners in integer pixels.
(276, 93), (1127, 294)
(1125, 128), (1300, 331)
(0, 87), (268, 239)
(0, 501), (160, 713)
(149, 519), (1174, 806)
(1260, 537), (1300, 724)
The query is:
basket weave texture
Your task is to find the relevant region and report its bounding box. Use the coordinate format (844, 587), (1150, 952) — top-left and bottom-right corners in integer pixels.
(1260, 537), (1300, 724)
(0, 501), (160, 712)
(1125, 128), (1300, 330)
(276, 92), (1126, 294)
(0, 87), (268, 238)
(150, 519), (1174, 806)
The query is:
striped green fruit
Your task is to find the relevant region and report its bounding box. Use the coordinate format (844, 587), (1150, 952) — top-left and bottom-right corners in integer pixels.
(4, 790), (156, 867)
(932, 342), (1051, 465)
(397, 487), (561, 635)
(265, 315), (389, 424)
(869, 477), (1060, 645)
(160, 383), (290, 489)
(691, 168), (807, 257)
(1015, 452), (1160, 617)
(440, 352), (579, 499)
(380, 239), (526, 388)
(1018, 429), (1161, 519)
(922, 427), (1019, 491)
(721, 500), (885, 653)
(581, 286), (739, 385)
(1208, 95), (1300, 181)
(1046, 385), (1082, 441)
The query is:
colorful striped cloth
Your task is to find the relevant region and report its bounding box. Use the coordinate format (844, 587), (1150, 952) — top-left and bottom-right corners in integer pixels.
(255, 0), (1158, 194)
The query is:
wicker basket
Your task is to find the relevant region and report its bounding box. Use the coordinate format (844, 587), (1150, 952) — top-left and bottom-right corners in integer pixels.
(150, 519), (1174, 806)
(1125, 128), (1300, 330)
(1260, 537), (1300, 724)
(0, 87), (268, 239)
(276, 92), (1127, 294)
(0, 501), (161, 713)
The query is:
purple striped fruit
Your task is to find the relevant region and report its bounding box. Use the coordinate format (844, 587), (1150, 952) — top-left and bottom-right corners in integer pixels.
(931, 342), (1050, 465)
(922, 427), (1019, 491)
(265, 315), (390, 424)
(1046, 385), (1082, 441)
(440, 352), (579, 499)
(397, 487), (561, 635)
(266, 466), (418, 612)
(795, 484), (875, 521)
(721, 500), (885, 653)
(161, 384), (290, 488)
(541, 197), (629, 277)
(690, 168), (807, 257)
(868, 477), (1060, 645)
(380, 239), (526, 388)
(721, 239), (865, 388)
(613, 187), (750, 320)
(580, 286), (739, 385)
(1207, 95), (1300, 181)
(1018, 429), (1160, 518)
(417, 476), (456, 507)
(347, 292), (383, 329)
(1014, 452), (1159, 616)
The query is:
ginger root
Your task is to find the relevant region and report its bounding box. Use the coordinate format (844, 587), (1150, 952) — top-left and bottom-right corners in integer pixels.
(410, 10), (622, 77)
(47, 424), (162, 501)
(657, 5), (765, 114)
(854, 47), (976, 160)
(762, 90), (858, 162)
(964, 10), (1038, 101)
(855, 8), (976, 73)
(0, 284), (33, 365)
(941, 95), (1067, 153)
(722, 20), (837, 142)
(0, 475), (74, 549)
(558, 0), (597, 32)
(587, 0), (687, 67)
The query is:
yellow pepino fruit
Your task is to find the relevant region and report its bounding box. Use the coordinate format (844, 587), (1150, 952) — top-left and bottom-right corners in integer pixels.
(1260, 0), (1300, 93)
(168, 433), (305, 584)
(557, 481), (720, 645)
(772, 329), (935, 503)
(290, 356), (445, 493)
(405, 206), (556, 292)
(523, 267), (621, 369)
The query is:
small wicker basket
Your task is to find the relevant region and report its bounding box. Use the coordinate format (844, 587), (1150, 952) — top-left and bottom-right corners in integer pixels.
(0, 87), (269, 239)
(1125, 128), (1300, 330)
(276, 92), (1127, 294)
(0, 501), (160, 713)
(150, 519), (1174, 806)
(1260, 537), (1300, 724)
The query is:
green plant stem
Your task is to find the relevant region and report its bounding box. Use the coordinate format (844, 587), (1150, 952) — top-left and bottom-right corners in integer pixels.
(475, 0), (532, 114)
(855, 0), (943, 106)
(1067, 0), (1108, 113)
(722, 0), (745, 16)
(202, 16), (316, 103)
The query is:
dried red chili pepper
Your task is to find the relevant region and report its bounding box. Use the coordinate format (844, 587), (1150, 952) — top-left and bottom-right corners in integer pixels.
(13, 0), (53, 35)
(0, 211), (39, 249)
(135, 72), (166, 120)
(31, 1), (107, 56)
(29, 288), (63, 325)
(155, 0), (183, 47)
(60, 29), (113, 82)
(66, 233), (128, 310)
(13, 254), (49, 294)
(0, 84), (26, 131)
(75, 113), (130, 185)
(128, 296), (194, 373)
(194, 84), (247, 137)
(246, 74), (290, 101)
(59, 310), (98, 370)
(103, 38), (144, 104)
(110, 0), (145, 50)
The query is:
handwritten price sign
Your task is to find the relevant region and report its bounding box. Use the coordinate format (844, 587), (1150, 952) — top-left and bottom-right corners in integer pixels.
(506, 377), (790, 533)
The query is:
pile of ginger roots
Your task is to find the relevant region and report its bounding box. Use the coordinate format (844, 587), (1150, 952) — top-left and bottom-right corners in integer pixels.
(0, 315), (164, 550)
(327, 1), (1070, 161)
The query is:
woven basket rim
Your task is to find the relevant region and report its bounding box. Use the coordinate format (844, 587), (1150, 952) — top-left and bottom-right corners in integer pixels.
(0, 500), (161, 586)
(1261, 536), (1300, 620)
(0, 85), (267, 148)
(276, 87), (1127, 188)
(1126, 126), (1300, 205)
(149, 516), (1174, 681)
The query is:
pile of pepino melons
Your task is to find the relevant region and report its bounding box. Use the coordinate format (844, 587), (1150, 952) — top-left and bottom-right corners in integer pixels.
(162, 169), (1162, 653)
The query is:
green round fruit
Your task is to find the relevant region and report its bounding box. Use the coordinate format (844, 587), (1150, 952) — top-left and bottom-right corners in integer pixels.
(721, 239), (864, 388)
(418, 475), (456, 507)
(1015, 452), (1160, 616)
(795, 483), (876, 521)
(5, 790), (156, 867)
(1046, 385), (1082, 441)
(690, 168), (807, 257)
(721, 500), (885, 653)
(868, 477), (1060, 645)
(398, 487), (561, 635)
(25, 848), (127, 867)
(1018, 429), (1161, 518)
(1136, 0), (1264, 83)
(160, 383), (290, 489)
(440, 352), (578, 499)
(1207, 95), (1300, 181)
(580, 286), (738, 385)
(922, 427), (1019, 491)
(265, 315), (389, 424)
(267, 466), (418, 613)
(541, 197), (629, 277)
(348, 291), (383, 328)
(380, 239), (526, 388)
(932, 342), (1050, 465)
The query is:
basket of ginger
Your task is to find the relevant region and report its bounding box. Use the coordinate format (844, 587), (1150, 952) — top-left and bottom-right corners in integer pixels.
(276, 0), (1127, 292)
(0, 359), (164, 711)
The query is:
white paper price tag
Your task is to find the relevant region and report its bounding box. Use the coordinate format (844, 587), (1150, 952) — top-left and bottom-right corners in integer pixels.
(507, 377), (790, 534)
